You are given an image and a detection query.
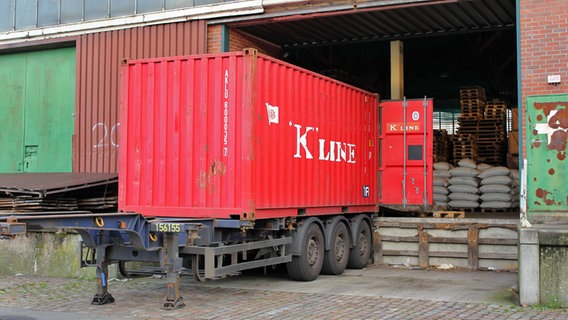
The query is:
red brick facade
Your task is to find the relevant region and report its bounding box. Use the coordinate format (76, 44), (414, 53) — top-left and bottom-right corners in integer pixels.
(207, 24), (223, 53)
(520, 0), (568, 98)
(207, 24), (282, 57)
(520, 0), (568, 153)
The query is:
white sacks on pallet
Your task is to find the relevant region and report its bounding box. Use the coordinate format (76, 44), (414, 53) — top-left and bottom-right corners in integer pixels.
(448, 159), (480, 209)
(434, 159), (519, 210)
(510, 169), (520, 208)
(478, 165), (512, 209)
(433, 162), (452, 208)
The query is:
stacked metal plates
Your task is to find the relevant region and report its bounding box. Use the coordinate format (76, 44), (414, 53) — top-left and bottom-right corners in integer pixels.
(0, 173), (118, 213)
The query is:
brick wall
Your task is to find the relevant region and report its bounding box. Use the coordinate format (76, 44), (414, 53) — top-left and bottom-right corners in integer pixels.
(228, 29), (281, 57)
(207, 25), (223, 53)
(207, 24), (282, 57)
(520, 1), (568, 97)
(519, 0), (568, 157)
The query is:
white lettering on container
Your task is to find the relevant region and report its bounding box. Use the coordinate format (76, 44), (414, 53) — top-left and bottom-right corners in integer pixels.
(223, 69), (229, 157)
(292, 122), (314, 159)
(290, 122), (356, 163)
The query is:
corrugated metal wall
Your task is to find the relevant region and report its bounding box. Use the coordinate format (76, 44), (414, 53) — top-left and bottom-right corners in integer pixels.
(74, 20), (207, 173)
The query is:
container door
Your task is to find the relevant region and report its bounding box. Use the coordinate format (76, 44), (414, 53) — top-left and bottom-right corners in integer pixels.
(526, 94), (568, 218)
(379, 98), (433, 207)
(0, 47), (75, 173)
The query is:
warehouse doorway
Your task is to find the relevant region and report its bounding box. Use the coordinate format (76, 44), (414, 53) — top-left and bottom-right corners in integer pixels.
(223, 0), (517, 214)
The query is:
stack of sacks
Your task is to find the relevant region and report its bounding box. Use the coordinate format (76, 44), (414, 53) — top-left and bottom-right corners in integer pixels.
(510, 169), (520, 208)
(433, 162), (452, 208)
(448, 159), (480, 209)
(478, 165), (512, 209)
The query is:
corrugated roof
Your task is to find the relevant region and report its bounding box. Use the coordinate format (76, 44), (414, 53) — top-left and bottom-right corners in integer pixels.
(232, 0), (515, 48)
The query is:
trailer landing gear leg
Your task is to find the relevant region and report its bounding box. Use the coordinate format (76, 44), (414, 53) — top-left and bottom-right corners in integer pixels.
(163, 232), (185, 310)
(92, 248), (114, 305)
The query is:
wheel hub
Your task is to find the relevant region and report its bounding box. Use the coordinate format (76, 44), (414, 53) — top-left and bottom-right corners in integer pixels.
(307, 237), (320, 266)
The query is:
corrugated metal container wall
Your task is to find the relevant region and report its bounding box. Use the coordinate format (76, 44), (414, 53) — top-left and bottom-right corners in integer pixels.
(119, 49), (379, 219)
(74, 20), (207, 173)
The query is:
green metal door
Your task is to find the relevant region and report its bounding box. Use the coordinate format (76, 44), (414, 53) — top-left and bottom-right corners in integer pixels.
(0, 47), (75, 173)
(0, 53), (25, 172)
(526, 94), (568, 218)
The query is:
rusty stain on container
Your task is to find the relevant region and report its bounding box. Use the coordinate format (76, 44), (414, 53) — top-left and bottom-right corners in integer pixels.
(74, 20), (207, 173)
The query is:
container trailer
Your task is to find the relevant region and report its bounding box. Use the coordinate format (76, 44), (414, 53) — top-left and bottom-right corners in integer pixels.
(0, 49), (432, 309)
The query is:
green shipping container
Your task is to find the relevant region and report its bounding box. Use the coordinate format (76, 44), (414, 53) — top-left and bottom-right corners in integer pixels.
(526, 94), (568, 219)
(0, 47), (75, 173)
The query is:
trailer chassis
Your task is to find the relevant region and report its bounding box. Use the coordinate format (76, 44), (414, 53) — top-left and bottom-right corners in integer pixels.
(0, 212), (291, 309)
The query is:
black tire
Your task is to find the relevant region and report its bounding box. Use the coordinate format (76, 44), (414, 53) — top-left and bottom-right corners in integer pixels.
(347, 221), (372, 269)
(287, 223), (324, 281)
(321, 222), (350, 275)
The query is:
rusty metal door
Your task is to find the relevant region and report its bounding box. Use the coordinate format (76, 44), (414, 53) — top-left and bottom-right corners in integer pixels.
(0, 47), (75, 173)
(526, 94), (568, 216)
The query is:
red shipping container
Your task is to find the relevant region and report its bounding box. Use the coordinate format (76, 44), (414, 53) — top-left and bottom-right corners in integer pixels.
(379, 99), (433, 207)
(119, 49), (379, 219)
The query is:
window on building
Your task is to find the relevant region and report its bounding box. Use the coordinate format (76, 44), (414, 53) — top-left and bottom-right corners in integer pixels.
(60, 0), (82, 24)
(0, 0), (15, 32)
(15, 0), (37, 30)
(137, 0), (163, 13)
(38, 0), (59, 27)
(1, 0), (240, 32)
(111, 0), (136, 17)
(433, 110), (460, 134)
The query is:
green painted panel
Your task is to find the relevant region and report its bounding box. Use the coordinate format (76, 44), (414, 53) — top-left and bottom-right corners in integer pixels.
(526, 94), (568, 216)
(23, 47), (75, 172)
(0, 47), (75, 173)
(0, 53), (26, 172)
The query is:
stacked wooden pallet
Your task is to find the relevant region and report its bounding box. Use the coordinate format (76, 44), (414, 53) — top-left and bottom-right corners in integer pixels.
(434, 129), (452, 163)
(459, 86), (485, 118)
(452, 87), (507, 165)
(485, 99), (507, 121)
(479, 99), (507, 165)
(451, 133), (478, 161)
(452, 86), (485, 163)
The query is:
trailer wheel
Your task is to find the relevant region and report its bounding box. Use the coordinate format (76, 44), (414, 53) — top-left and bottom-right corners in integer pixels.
(321, 222), (350, 275)
(286, 223), (324, 281)
(347, 221), (371, 269)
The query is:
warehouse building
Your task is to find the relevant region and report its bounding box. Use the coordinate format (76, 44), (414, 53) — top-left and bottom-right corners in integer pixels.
(0, 0), (566, 306)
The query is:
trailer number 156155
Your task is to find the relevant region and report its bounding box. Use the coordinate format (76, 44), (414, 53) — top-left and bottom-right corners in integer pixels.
(153, 223), (181, 233)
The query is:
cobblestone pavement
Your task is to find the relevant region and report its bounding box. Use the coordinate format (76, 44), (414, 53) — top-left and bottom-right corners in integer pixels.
(0, 271), (566, 320)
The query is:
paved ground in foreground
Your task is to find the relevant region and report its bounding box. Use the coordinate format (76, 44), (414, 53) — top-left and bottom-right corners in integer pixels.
(0, 267), (566, 320)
